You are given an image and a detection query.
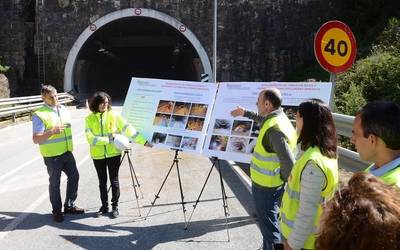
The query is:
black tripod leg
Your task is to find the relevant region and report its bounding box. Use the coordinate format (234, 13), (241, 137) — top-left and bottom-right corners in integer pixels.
(216, 159), (230, 242)
(144, 159), (175, 219)
(127, 153), (144, 198)
(175, 158), (187, 225)
(185, 158), (216, 229)
(128, 156), (141, 216)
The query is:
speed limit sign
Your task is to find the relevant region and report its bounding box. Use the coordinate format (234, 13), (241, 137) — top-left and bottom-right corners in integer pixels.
(314, 21), (357, 73)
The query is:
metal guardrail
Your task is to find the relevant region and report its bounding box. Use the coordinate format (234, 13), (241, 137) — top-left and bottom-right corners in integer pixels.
(332, 113), (371, 172)
(0, 94), (369, 172)
(0, 93), (75, 121)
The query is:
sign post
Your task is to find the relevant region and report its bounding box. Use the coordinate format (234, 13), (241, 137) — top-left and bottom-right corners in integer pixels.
(314, 20), (357, 108)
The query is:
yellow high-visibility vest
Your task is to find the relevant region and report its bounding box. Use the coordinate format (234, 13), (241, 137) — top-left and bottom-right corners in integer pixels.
(280, 146), (338, 249)
(85, 110), (147, 160)
(365, 164), (400, 188)
(34, 105), (73, 157)
(250, 113), (297, 187)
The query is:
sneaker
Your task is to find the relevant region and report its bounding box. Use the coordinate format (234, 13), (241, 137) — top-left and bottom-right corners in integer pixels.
(52, 210), (64, 223)
(111, 207), (119, 218)
(95, 206), (109, 217)
(64, 206), (85, 214)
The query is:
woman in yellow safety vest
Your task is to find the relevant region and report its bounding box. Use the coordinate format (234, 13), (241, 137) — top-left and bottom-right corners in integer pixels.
(85, 91), (149, 218)
(280, 99), (339, 250)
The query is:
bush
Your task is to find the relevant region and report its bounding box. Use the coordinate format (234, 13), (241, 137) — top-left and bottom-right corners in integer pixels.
(335, 17), (400, 115)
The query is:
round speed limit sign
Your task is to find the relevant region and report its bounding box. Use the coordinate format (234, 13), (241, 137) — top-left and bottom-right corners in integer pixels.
(314, 21), (357, 73)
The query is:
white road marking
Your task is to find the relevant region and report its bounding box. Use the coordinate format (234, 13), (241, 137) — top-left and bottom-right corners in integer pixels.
(0, 155), (90, 241)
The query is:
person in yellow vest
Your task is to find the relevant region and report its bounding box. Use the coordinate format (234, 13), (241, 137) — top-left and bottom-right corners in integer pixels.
(85, 91), (151, 218)
(280, 99), (339, 250)
(32, 85), (84, 223)
(231, 88), (297, 250)
(350, 101), (400, 188)
(316, 172), (400, 250)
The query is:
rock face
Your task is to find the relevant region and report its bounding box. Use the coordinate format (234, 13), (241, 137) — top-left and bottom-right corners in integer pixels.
(0, 74), (10, 98)
(0, 0), (339, 95)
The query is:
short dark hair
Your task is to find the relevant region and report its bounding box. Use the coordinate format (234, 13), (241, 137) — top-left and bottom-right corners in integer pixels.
(297, 99), (337, 158)
(41, 85), (56, 95)
(89, 91), (112, 113)
(357, 101), (400, 150)
(262, 88), (282, 108)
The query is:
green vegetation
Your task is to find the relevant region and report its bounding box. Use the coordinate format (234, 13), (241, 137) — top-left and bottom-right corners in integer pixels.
(335, 17), (400, 115)
(0, 64), (10, 74)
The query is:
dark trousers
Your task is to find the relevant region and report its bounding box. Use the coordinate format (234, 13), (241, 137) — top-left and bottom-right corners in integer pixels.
(44, 151), (79, 212)
(93, 155), (121, 208)
(252, 183), (284, 250)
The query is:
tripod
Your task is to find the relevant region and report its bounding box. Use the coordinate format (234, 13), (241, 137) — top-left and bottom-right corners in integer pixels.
(107, 148), (143, 216)
(185, 157), (230, 241)
(145, 149), (187, 225)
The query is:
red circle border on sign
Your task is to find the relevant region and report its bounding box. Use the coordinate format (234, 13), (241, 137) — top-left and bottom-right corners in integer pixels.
(314, 20), (357, 74)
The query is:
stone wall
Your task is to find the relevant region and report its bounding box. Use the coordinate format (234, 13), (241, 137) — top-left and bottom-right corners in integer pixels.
(0, 0), (340, 95)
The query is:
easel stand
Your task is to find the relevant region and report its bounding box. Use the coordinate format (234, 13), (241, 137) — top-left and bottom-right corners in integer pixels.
(107, 148), (143, 216)
(184, 157), (230, 242)
(145, 149), (187, 225)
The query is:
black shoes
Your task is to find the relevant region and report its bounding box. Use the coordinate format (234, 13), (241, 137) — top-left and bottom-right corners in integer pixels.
(52, 210), (64, 223)
(111, 207), (119, 218)
(95, 206), (109, 217)
(64, 206), (85, 214)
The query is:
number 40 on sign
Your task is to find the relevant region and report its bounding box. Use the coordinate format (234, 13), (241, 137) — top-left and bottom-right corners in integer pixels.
(314, 20), (357, 74)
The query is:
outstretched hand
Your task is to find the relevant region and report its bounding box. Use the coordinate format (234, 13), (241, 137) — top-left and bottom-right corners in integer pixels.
(230, 106), (245, 117)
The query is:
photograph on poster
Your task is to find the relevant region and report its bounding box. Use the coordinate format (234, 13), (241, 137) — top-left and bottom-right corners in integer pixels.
(251, 123), (260, 138)
(169, 115), (188, 129)
(153, 113), (171, 127)
(151, 132), (167, 144)
(189, 103), (208, 117)
(173, 102), (191, 116)
(181, 136), (198, 150)
(247, 138), (257, 154)
(157, 100), (175, 113)
(209, 135), (229, 151)
(186, 117), (205, 131)
(227, 137), (249, 153)
(231, 120), (252, 136)
(213, 119), (232, 135)
(166, 134), (183, 148)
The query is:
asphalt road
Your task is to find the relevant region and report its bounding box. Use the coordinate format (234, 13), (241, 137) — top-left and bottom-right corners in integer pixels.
(0, 107), (261, 250)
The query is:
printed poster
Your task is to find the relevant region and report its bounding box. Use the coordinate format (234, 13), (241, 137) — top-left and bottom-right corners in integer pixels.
(202, 82), (332, 163)
(121, 78), (217, 153)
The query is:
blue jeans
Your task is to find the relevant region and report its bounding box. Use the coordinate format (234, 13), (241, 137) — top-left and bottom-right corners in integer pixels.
(44, 151), (79, 212)
(252, 183), (284, 250)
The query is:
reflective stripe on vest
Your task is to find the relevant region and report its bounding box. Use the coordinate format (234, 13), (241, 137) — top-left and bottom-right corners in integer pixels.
(280, 146), (338, 249)
(365, 164), (400, 188)
(34, 105), (73, 157)
(250, 113), (297, 187)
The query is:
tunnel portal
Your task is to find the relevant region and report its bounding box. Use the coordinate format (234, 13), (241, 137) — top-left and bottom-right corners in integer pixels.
(73, 16), (204, 100)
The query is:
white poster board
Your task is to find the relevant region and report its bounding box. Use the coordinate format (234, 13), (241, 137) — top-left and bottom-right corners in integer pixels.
(202, 82), (333, 163)
(121, 78), (217, 153)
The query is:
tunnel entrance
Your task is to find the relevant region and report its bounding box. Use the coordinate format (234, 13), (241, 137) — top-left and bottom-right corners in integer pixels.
(65, 9), (212, 102)
(75, 17), (202, 100)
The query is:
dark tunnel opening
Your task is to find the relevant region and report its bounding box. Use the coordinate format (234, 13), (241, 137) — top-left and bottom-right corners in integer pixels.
(74, 17), (204, 100)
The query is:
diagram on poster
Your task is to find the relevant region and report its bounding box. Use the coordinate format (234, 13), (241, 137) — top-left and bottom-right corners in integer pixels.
(202, 82), (332, 163)
(121, 78), (217, 153)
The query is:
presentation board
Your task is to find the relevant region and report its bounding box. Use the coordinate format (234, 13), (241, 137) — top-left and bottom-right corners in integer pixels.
(202, 82), (333, 163)
(121, 78), (217, 153)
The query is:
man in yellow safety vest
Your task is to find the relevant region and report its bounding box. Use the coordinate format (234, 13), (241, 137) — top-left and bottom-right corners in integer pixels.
(351, 101), (400, 188)
(32, 85), (84, 222)
(231, 88), (297, 250)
